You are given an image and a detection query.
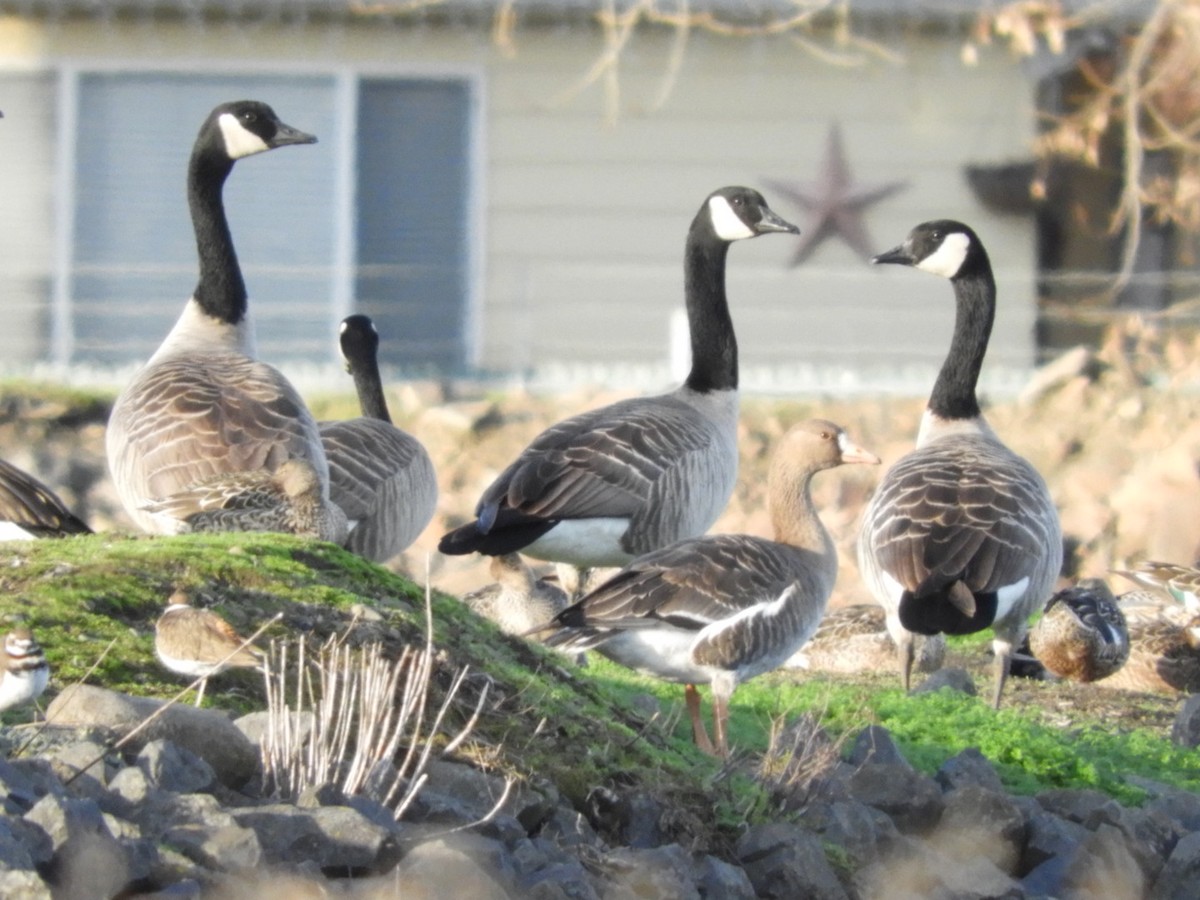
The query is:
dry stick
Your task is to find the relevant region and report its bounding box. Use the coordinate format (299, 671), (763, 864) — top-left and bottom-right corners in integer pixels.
(64, 612), (281, 787)
(13, 637), (119, 759)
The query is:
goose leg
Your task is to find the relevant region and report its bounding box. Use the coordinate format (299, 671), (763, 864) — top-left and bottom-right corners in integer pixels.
(685, 684), (717, 756)
(711, 690), (731, 759)
(991, 637), (1014, 710)
(896, 631), (916, 692)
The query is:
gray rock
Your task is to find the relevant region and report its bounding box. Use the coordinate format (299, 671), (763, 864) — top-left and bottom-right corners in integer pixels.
(1037, 787), (1121, 827)
(935, 747), (1005, 793)
(138, 740), (216, 794)
(0, 817), (38, 872)
(1152, 829), (1200, 900)
(585, 785), (668, 848)
(1022, 822), (1146, 899)
(795, 798), (900, 869)
(912, 666), (977, 696)
(1022, 808), (1091, 872)
(1170, 694), (1200, 748)
(736, 822), (850, 900)
(23, 795), (129, 900)
(694, 852), (759, 899)
(231, 803), (396, 872)
(0, 869), (50, 899)
(1144, 788), (1200, 834)
(936, 786), (1026, 875)
(107, 765), (154, 808)
(232, 709), (315, 748)
(847, 762), (945, 835)
(47, 686), (258, 789)
(537, 802), (602, 849)
(847, 725), (910, 767)
(0, 756), (47, 814)
(42, 739), (111, 787)
(391, 833), (516, 898)
(521, 859), (601, 900)
(601, 844), (701, 899)
(423, 758), (547, 827)
(125, 792), (262, 872)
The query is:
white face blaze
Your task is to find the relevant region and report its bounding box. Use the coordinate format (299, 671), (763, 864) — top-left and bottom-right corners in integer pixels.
(915, 231), (971, 278)
(708, 196), (756, 241)
(218, 112), (271, 160)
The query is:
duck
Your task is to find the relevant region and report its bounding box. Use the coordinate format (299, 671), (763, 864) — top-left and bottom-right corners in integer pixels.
(0, 628), (50, 714)
(541, 419), (879, 757)
(105, 100), (335, 536)
(154, 590), (265, 705)
(138, 458), (348, 542)
(438, 186), (799, 593)
(461, 552), (570, 638)
(319, 314), (438, 563)
(785, 604), (945, 676)
(857, 220), (1063, 709)
(1028, 578), (1130, 683)
(1094, 612), (1200, 694)
(0, 458), (91, 539)
(1114, 560), (1200, 614)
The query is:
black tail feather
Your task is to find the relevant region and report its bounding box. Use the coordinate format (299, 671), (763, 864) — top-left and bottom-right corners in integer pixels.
(899, 581), (997, 636)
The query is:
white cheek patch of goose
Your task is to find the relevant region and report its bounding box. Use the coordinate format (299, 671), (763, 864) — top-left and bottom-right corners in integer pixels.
(218, 113), (271, 160)
(916, 231), (970, 278)
(707, 196), (756, 241)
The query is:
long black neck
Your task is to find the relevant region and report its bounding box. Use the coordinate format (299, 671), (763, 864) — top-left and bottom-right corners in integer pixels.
(682, 227), (737, 394)
(188, 148), (247, 325)
(928, 255), (995, 421)
(351, 352), (392, 424)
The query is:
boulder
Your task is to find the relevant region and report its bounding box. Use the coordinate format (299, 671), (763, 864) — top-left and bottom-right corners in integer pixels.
(735, 822), (850, 900)
(47, 685), (258, 788)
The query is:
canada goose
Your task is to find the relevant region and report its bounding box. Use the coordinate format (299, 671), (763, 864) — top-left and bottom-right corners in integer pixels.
(1028, 578), (1130, 683)
(138, 458), (348, 542)
(319, 315), (438, 563)
(461, 552), (570, 638)
(155, 590), (264, 706)
(0, 458), (91, 539)
(1094, 612), (1200, 694)
(857, 220), (1063, 709)
(1114, 560), (1200, 614)
(439, 187), (798, 587)
(784, 604), (945, 676)
(541, 419), (879, 757)
(105, 100), (332, 536)
(0, 628), (50, 714)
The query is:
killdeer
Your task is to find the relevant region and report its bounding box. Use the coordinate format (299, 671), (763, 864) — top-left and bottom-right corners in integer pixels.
(0, 628), (50, 715)
(155, 591), (264, 705)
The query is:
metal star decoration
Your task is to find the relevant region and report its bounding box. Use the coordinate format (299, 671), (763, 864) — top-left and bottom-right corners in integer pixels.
(767, 122), (909, 266)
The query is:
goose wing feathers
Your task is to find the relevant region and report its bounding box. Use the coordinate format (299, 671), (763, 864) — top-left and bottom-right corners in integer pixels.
(479, 394), (728, 527)
(320, 418), (438, 561)
(110, 353), (328, 509)
(864, 436), (1057, 596)
(0, 459), (91, 536)
(556, 534), (819, 670)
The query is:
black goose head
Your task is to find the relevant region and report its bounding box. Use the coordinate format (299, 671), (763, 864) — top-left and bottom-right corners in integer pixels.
(203, 100), (317, 162)
(702, 186), (800, 242)
(338, 314), (381, 374)
(872, 219), (987, 280)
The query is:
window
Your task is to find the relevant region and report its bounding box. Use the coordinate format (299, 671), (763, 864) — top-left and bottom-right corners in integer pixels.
(1, 66), (477, 373)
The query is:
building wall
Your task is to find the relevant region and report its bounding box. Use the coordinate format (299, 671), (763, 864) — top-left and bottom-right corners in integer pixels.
(0, 14), (1036, 390)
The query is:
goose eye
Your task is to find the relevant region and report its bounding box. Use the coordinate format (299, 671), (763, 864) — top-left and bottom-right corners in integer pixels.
(731, 196), (744, 207)
(820, 431), (832, 440)
(241, 111), (258, 124)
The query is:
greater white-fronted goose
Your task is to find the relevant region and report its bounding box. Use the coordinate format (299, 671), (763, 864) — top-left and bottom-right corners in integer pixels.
(138, 458), (347, 542)
(542, 419), (879, 757)
(857, 220), (1063, 709)
(1028, 578), (1130, 683)
(105, 100), (335, 536)
(438, 187), (798, 590)
(0, 458), (91, 539)
(155, 590), (264, 706)
(320, 314), (438, 563)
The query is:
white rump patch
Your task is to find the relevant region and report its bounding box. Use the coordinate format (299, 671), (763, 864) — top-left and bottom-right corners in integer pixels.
(708, 196), (756, 241)
(522, 517), (633, 569)
(218, 113), (271, 160)
(916, 231), (970, 278)
(994, 576), (1031, 622)
(0, 522), (35, 541)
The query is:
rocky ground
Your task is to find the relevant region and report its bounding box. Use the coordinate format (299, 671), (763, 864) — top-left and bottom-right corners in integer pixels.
(1, 317), (1200, 897)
